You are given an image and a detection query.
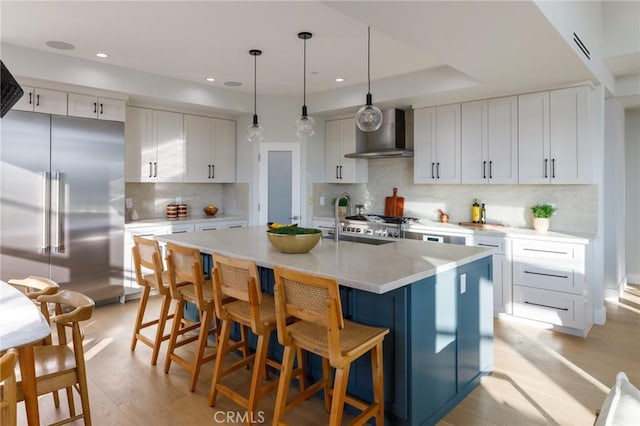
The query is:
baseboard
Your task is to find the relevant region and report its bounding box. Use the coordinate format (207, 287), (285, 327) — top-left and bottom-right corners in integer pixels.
(627, 273), (640, 285)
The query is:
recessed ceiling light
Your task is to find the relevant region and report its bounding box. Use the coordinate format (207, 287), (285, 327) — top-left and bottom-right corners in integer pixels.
(224, 81), (242, 87)
(206, 77), (216, 82)
(45, 40), (74, 50)
(96, 52), (108, 58)
(335, 78), (344, 82)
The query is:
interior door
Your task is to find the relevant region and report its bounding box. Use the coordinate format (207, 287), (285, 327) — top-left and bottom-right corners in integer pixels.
(258, 143), (300, 225)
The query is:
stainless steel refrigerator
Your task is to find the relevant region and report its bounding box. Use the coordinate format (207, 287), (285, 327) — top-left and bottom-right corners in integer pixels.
(1, 110), (124, 302)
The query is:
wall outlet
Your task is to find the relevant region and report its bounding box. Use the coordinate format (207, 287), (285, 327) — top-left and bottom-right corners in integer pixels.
(320, 196), (325, 206)
(125, 198), (133, 209)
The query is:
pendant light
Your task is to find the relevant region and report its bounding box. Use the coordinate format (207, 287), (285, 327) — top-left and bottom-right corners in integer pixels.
(295, 31), (315, 138)
(355, 26), (383, 132)
(247, 49), (264, 143)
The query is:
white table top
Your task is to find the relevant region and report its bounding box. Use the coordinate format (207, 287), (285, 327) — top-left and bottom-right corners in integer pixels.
(155, 226), (492, 294)
(0, 281), (51, 351)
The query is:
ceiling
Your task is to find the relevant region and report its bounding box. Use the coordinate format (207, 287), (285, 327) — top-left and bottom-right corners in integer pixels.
(1, 1), (637, 109)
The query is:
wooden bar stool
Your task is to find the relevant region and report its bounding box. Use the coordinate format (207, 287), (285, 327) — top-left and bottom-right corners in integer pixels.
(1, 349), (18, 426)
(164, 242), (219, 392)
(130, 236), (187, 365)
(272, 266), (389, 426)
(207, 253), (305, 423)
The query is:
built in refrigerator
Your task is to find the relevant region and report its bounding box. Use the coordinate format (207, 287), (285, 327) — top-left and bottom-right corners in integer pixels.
(1, 110), (125, 302)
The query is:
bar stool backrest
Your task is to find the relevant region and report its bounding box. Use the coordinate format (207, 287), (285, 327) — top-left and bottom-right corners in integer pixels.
(133, 236), (168, 296)
(166, 242), (206, 307)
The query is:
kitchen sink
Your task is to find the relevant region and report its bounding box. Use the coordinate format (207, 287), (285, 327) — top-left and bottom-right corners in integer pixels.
(323, 234), (396, 245)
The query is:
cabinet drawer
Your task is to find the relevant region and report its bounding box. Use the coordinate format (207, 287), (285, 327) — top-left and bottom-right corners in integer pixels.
(470, 236), (506, 255)
(513, 285), (584, 328)
(513, 261), (582, 295)
(512, 239), (583, 263)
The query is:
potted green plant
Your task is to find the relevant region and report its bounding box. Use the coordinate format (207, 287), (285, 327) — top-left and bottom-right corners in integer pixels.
(337, 197), (348, 218)
(530, 204), (557, 231)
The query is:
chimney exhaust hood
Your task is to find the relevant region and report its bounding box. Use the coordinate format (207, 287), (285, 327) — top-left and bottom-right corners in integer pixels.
(344, 108), (412, 159)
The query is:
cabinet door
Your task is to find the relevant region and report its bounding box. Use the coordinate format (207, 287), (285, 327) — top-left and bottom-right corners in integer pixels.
(461, 100), (488, 183)
(125, 107), (154, 182)
(338, 118), (367, 183)
(518, 92), (550, 184)
(33, 88), (67, 115)
(487, 96), (518, 183)
(325, 119), (341, 182)
(434, 104), (461, 183)
(184, 114), (212, 182)
(68, 93), (98, 119)
(550, 86), (590, 183)
(153, 110), (184, 182)
(211, 119), (236, 182)
(11, 85), (35, 112)
(98, 97), (126, 122)
(413, 107), (436, 183)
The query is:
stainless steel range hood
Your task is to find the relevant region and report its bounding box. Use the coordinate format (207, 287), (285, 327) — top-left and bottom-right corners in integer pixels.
(344, 108), (412, 158)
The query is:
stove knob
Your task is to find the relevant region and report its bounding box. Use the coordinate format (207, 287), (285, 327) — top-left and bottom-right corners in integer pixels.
(356, 228), (361, 233)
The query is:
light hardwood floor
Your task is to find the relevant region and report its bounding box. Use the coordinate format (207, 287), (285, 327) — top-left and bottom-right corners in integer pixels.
(20, 285), (639, 425)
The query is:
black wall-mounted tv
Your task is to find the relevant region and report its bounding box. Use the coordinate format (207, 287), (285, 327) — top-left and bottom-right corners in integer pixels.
(1, 60), (24, 118)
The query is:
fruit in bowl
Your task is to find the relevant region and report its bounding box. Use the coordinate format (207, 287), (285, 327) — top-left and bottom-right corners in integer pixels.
(266, 227), (321, 254)
(267, 222), (297, 230)
(204, 205), (218, 217)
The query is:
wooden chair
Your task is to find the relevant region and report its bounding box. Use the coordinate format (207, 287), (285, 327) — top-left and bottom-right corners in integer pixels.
(0, 349), (18, 426)
(207, 253), (305, 423)
(272, 266), (389, 426)
(130, 236), (188, 365)
(16, 290), (95, 426)
(164, 242), (218, 392)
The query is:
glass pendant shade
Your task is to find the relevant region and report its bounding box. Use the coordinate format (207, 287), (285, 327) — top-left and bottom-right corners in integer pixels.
(356, 26), (383, 132)
(247, 114), (264, 143)
(356, 94), (383, 132)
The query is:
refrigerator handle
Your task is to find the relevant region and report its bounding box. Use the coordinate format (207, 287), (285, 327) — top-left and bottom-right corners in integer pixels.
(41, 172), (51, 254)
(52, 172), (66, 253)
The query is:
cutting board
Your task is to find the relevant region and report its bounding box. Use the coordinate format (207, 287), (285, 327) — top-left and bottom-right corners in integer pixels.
(384, 187), (404, 217)
(458, 222), (508, 230)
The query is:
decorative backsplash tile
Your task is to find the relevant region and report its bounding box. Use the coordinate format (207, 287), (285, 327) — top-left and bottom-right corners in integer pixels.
(313, 158), (597, 234)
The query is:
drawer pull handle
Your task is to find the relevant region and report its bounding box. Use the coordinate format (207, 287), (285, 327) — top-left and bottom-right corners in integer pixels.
(523, 248), (569, 255)
(478, 243), (499, 248)
(524, 300), (568, 311)
(523, 270), (569, 279)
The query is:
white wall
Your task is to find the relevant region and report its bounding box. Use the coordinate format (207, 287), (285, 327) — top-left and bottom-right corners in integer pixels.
(626, 108), (640, 284)
(603, 98), (627, 297)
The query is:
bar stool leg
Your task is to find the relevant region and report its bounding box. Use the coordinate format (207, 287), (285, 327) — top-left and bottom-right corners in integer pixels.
(208, 318), (232, 406)
(150, 294), (172, 366)
(247, 333), (269, 421)
(372, 342), (385, 424)
(296, 348), (307, 392)
(321, 358), (332, 413)
(164, 299), (185, 374)
(273, 345), (296, 425)
(328, 364), (351, 426)
(190, 308), (216, 392)
(131, 285), (151, 351)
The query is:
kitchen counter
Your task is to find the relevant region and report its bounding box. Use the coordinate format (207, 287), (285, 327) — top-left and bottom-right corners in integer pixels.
(125, 214), (246, 229)
(154, 225), (491, 294)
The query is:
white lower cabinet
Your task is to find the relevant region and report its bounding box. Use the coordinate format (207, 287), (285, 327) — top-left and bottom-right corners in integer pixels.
(469, 235), (512, 315)
(123, 225), (171, 298)
(511, 238), (589, 335)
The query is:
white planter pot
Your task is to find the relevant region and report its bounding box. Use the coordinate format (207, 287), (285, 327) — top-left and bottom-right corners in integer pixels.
(533, 217), (550, 232)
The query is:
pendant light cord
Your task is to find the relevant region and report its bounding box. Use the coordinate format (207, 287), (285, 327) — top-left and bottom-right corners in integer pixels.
(303, 37), (307, 108)
(254, 53), (257, 116)
(367, 26), (371, 95)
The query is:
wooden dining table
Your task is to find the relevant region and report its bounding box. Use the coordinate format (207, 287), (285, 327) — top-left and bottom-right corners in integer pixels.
(0, 280), (52, 426)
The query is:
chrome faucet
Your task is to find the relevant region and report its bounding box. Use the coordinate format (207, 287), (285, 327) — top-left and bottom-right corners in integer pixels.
(334, 192), (351, 242)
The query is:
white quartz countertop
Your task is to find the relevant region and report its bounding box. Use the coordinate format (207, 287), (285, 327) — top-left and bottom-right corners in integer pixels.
(155, 226), (492, 294)
(125, 215), (247, 229)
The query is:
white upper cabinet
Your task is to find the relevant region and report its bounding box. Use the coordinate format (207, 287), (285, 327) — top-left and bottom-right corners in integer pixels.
(12, 86), (67, 115)
(519, 86), (591, 184)
(461, 97), (518, 184)
(184, 114), (236, 183)
(414, 104), (461, 184)
(324, 117), (367, 183)
(67, 93), (125, 122)
(125, 107), (185, 182)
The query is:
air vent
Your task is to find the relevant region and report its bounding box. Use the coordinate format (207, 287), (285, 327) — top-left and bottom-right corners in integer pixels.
(572, 32), (590, 60)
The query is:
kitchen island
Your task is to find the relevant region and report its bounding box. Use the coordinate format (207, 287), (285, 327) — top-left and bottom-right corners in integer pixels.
(156, 226), (493, 425)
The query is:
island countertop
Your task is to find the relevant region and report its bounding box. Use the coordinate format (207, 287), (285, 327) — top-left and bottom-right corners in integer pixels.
(155, 226), (491, 294)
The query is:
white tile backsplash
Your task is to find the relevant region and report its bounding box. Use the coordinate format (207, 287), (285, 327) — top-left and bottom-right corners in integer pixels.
(313, 157), (597, 234)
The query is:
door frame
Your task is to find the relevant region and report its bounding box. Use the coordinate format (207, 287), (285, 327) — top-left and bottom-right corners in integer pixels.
(258, 143), (301, 225)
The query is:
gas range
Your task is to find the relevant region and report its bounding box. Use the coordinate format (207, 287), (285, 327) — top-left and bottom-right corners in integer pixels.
(340, 215), (419, 238)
